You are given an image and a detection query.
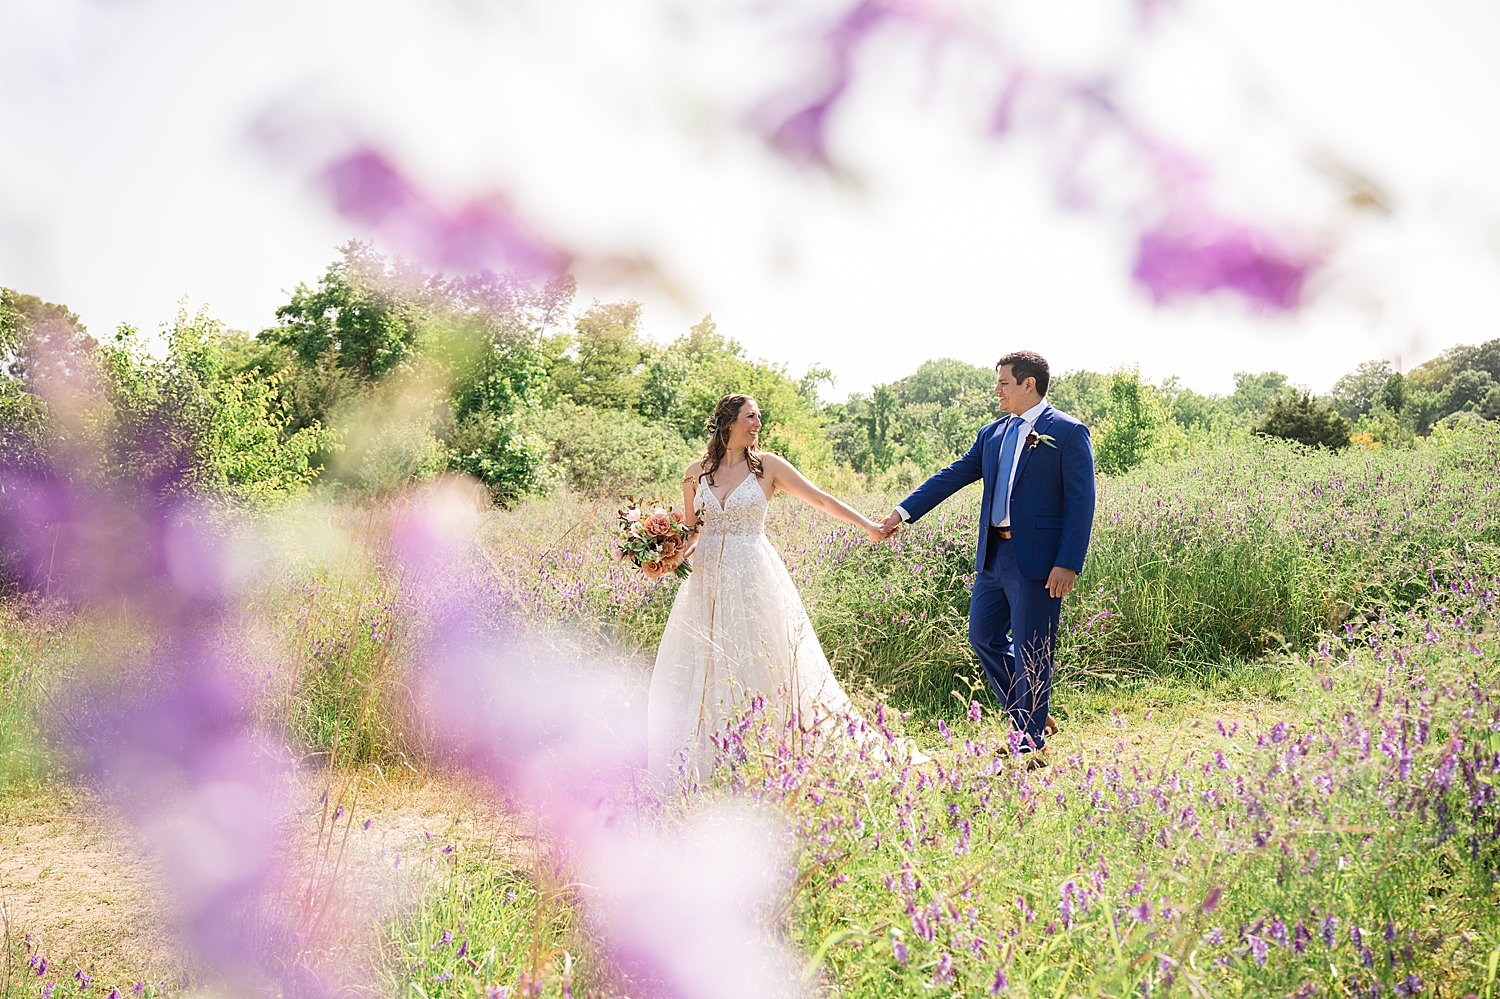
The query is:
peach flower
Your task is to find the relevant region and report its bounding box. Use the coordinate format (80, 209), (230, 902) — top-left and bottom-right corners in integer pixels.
(643, 512), (674, 538)
(642, 560), (667, 580)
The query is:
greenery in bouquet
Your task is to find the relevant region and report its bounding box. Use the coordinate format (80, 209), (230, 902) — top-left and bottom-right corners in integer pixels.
(613, 496), (697, 580)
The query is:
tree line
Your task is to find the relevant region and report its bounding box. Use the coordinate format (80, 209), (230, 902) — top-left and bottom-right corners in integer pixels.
(3, 241), (1498, 513)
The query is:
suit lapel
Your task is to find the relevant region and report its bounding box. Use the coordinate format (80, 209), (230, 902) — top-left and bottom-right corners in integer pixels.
(1012, 403), (1053, 489)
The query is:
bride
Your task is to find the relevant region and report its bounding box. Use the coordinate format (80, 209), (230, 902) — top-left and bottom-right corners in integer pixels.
(646, 393), (922, 783)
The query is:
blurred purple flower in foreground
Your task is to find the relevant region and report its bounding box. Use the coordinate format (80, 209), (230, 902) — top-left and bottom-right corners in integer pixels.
(1133, 211), (1317, 310)
(757, 0), (1319, 312)
(394, 480), (805, 998)
(322, 148), (572, 279)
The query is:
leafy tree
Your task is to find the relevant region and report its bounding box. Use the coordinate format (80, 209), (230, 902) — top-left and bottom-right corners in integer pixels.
(1406, 356), (1451, 395)
(1255, 392), (1351, 449)
(1443, 338), (1500, 384)
(1159, 378), (1223, 431)
(1445, 368), (1499, 418)
(260, 241), (433, 380)
(1227, 371), (1294, 418)
(901, 358), (995, 406)
(0, 289), (97, 474)
(1048, 370), (1112, 428)
(1380, 371), (1406, 414)
(102, 311), (335, 506)
(1094, 368), (1164, 475)
(550, 301), (645, 410)
(1329, 360), (1394, 419)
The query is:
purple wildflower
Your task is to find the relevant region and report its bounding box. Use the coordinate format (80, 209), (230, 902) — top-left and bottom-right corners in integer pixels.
(892, 941), (909, 965)
(1393, 973), (1423, 997)
(989, 967), (1008, 994)
(1269, 918), (1287, 946)
(1321, 915), (1338, 947)
(1292, 920), (1310, 954)
(42, 984), (56, 999)
(932, 952), (954, 986)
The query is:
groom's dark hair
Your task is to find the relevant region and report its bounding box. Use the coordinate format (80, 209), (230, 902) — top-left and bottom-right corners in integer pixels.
(997, 351), (1050, 396)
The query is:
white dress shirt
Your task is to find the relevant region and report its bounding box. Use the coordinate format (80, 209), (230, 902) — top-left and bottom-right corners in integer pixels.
(896, 399), (1048, 527)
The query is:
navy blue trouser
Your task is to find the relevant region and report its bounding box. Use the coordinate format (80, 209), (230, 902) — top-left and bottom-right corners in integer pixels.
(969, 532), (1061, 751)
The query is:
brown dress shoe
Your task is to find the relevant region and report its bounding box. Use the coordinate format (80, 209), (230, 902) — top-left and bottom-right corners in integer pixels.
(1044, 714), (1059, 737)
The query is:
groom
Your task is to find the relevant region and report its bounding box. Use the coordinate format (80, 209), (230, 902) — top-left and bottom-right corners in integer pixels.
(881, 351), (1095, 763)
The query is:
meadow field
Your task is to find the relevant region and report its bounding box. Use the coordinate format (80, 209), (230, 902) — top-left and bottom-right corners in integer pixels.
(4, 428), (1500, 999)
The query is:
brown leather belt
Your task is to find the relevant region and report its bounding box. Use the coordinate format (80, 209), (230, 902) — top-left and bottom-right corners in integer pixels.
(992, 526), (1012, 540)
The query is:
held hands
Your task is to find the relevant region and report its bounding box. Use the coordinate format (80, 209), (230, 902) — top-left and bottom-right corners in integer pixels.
(862, 510), (903, 543)
(1046, 566), (1077, 599)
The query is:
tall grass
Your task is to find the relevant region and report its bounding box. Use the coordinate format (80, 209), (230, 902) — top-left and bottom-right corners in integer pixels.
(449, 430), (1500, 714)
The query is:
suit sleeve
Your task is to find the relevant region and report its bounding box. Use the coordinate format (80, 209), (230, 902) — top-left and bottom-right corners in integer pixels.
(1056, 422), (1096, 573)
(897, 425), (987, 523)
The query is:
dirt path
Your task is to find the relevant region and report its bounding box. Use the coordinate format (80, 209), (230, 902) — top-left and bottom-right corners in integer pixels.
(0, 786), (175, 991)
(0, 769), (529, 995)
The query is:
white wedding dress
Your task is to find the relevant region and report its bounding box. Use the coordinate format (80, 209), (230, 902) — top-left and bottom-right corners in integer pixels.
(646, 472), (916, 783)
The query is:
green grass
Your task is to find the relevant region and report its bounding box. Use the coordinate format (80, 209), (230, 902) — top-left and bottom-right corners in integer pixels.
(9, 430), (1500, 998)
(382, 839), (599, 999)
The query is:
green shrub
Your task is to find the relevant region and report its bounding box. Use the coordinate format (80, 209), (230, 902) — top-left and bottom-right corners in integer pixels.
(1255, 391), (1352, 449)
(524, 401), (698, 496)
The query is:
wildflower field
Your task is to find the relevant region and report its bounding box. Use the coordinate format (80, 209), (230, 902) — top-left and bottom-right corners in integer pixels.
(5, 430), (1500, 999)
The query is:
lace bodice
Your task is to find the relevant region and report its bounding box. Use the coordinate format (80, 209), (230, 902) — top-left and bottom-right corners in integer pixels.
(694, 472), (768, 538)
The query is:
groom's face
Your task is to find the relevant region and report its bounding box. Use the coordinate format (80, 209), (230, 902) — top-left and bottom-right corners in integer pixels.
(995, 365), (1038, 415)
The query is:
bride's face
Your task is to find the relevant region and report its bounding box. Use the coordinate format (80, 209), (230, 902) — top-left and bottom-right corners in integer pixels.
(728, 400), (762, 450)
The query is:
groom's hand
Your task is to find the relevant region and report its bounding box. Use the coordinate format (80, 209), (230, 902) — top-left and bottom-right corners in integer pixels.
(1046, 567), (1077, 598)
(879, 510), (903, 536)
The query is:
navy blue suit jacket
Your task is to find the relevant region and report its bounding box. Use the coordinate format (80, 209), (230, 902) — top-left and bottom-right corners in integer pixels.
(898, 403), (1096, 579)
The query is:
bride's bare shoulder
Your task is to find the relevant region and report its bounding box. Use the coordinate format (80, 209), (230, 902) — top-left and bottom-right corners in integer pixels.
(684, 458), (705, 482)
(758, 451), (794, 478)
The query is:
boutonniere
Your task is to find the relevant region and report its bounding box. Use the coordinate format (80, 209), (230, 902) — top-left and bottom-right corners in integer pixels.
(1026, 431), (1057, 451)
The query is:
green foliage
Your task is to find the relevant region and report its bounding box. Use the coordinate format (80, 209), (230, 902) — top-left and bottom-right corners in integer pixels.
(100, 311), (336, 506)
(1227, 369), (1294, 417)
(1328, 359), (1394, 419)
(826, 359), (1000, 475)
(1255, 391), (1352, 449)
(473, 430), (1500, 714)
(385, 838), (600, 999)
(448, 410), (550, 505)
(524, 401), (698, 496)
(549, 300), (645, 410)
(1092, 367), (1165, 475)
(261, 241), (433, 379)
(1047, 369), (1111, 428)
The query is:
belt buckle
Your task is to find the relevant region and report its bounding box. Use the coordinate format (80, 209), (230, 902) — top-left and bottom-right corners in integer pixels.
(995, 526), (1012, 540)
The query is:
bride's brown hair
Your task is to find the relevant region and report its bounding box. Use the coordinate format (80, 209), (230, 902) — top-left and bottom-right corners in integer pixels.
(700, 394), (765, 486)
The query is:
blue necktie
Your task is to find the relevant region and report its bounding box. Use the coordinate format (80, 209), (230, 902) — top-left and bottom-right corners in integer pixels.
(990, 418), (1021, 527)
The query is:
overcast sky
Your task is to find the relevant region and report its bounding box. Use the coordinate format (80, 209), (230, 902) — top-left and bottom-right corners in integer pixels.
(3, 0), (1499, 399)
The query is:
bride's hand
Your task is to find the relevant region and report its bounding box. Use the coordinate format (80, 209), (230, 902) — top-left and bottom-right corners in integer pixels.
(863, 520), (891, 544)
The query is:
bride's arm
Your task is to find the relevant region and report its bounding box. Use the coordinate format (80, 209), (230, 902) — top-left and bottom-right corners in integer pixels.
(681, 460), (703, 530)
(763, 454), (888, 543)
(680, 461), (704, 560)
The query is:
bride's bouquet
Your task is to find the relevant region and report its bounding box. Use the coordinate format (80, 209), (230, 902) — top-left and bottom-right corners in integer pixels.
(613, 498), (697, 580)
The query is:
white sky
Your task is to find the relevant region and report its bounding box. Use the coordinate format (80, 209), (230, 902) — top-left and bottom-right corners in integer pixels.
(3, 0), (1499, 399)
